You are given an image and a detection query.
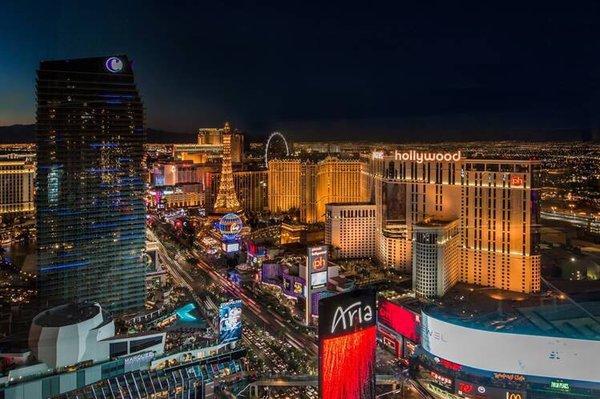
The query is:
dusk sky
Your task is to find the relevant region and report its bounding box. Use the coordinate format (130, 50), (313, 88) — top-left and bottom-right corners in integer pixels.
(1, 0), (599, 141)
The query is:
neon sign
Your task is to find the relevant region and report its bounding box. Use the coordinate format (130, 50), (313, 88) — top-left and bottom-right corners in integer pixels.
(511, 176), (523, 186)
(493, 373), (525, 382)
(371, 150), (462, 163)
(105, 56), (123, 73)
(331, 301), (374, 334)
(372, 151), (384, 159)
(430, 371), (452, 388)
(396, 150), (461, 163)
(550, 381), (570, 392)
(308, 245), (328, 272)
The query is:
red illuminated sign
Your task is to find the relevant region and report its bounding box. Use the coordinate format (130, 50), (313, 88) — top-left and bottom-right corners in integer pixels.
(430, 371), (453, 389)
(378, 298), (420, 342)
(511, 176), (523, 186)
(319, 290), (377, 399)
(458, 381), (475, 394)
(438, 358), (462, 372)
(379, 329), (401, 358)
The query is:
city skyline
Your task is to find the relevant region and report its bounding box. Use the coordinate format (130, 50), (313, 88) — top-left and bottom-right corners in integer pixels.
(1, 3), (600, 399)
(1, 1), (600, 141)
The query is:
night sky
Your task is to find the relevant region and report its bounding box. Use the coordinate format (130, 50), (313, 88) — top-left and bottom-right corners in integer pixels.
(1, 1), (599, 141)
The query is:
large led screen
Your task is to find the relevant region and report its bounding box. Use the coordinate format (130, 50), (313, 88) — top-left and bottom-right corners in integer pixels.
(421, 312), (600, 383)
(282, 274), (305, 298)
(219, 300), (242, 343)
(311, 271), (327, 288)
(378, 298), (420, 342)
(261, 263), (281, 285)
(319, 289), (377, 399)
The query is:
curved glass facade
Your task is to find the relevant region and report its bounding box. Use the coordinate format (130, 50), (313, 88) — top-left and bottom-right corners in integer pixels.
(36, 55), (146, 313)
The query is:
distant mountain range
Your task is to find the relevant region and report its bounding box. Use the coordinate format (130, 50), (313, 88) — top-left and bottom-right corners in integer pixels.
(0, 124), (197, 144)
(1, 123), (596, 144)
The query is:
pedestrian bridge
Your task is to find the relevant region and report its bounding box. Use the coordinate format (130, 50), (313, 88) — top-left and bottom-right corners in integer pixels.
(240, 374), (399, 392)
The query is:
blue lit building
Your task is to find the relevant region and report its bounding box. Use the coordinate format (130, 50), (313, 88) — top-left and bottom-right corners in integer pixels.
(36, 56), (146, 313)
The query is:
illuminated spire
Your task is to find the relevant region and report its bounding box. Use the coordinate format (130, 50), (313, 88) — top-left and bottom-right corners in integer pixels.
(213, 122), (242, 213)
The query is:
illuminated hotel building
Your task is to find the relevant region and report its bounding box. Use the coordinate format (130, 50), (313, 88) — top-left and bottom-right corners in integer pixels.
(316, 157), (369, 221)
(0, 160), (35, 215)
(36, 56), (146, 313)
(233, 170), (268, 212)
(371, 151), (541, 293)
(412, 219), (460, 297)
(170, 126), (244, 165)
(268, 157), (369, 223)
(325, 203), (376, 259)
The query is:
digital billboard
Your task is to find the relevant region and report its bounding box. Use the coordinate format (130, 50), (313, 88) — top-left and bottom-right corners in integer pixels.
(382, 179), (406, 223)
(421, 312), (600, 383)
(319, 289), (377, 399)
(378, 298), (420, 342)
(282, 274), (305, 298)
(219, 300), (242, 343)
(311, 270), (327, 288)
(261, 263), (281, 285)
(311, 290), (336, 316)
(222, 242), (240, 253)
(308, 245), (328, 273)
(456, 380), (526, 399)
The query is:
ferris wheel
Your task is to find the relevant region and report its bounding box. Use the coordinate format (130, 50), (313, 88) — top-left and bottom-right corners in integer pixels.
(264, 131), (290, 168)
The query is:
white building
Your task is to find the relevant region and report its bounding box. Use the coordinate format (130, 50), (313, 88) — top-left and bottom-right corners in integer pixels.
(28, 302), (165, 369)
(412, 219), (460, 297)
(325, 203), (376, 259)
(0, 302), (166, 399)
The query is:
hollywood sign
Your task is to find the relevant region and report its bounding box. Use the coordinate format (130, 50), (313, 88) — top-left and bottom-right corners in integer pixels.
(372, 150), (462, 163)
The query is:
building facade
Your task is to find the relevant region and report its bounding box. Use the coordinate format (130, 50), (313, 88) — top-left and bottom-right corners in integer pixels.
(371, 150), (541, 293)
(325, 203), (376, 259)
(36, 56), (147, 313)
(268, 157), (369, 223)
(0, 160), (35, 215)
(412, 219), (460, 297)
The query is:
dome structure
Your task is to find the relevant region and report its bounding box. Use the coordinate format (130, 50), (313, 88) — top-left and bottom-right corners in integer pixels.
(28, 302), (114, 368)
(218, 213), (243, 240)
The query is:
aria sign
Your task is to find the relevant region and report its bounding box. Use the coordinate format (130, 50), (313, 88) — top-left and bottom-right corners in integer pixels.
(105, 56), (124, 73)
(319, 289), (376, 338)
(372, 150), (462, 163)
(331, 301), (374, 334)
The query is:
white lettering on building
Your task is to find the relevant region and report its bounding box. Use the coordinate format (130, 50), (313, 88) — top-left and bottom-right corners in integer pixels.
(331, 301), (373, 334)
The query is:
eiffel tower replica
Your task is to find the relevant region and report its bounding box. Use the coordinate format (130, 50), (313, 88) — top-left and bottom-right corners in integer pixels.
(213, 122), (242, 214)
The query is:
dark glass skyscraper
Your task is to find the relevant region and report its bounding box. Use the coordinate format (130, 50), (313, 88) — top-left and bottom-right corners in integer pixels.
(36, 55), (146, 313)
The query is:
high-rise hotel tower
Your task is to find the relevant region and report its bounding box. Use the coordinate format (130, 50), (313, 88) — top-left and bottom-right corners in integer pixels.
(371, 150), (541, 293)
(36, 56), (146, 313)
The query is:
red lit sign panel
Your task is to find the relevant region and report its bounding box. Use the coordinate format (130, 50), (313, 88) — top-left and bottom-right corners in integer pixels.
(378, 298), (420, 342)
(456, 379), (527, 399)
(308, 245), (328, 272)
(511, 176), (523, 186)
(319, 289), (377, 399)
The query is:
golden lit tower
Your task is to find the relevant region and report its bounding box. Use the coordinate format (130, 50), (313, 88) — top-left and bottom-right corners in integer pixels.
(213, 122), (242, 213)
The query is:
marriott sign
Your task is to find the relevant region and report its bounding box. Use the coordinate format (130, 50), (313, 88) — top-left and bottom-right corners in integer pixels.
(372, 150), (462, 163)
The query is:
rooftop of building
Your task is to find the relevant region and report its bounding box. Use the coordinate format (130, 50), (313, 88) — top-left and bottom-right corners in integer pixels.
(326, 202), (375, 207)
(381, 283), (600, 341)
(34, 302), (110, 328)
(414, 218), (458, 228)
(430, 284), (600, 340)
